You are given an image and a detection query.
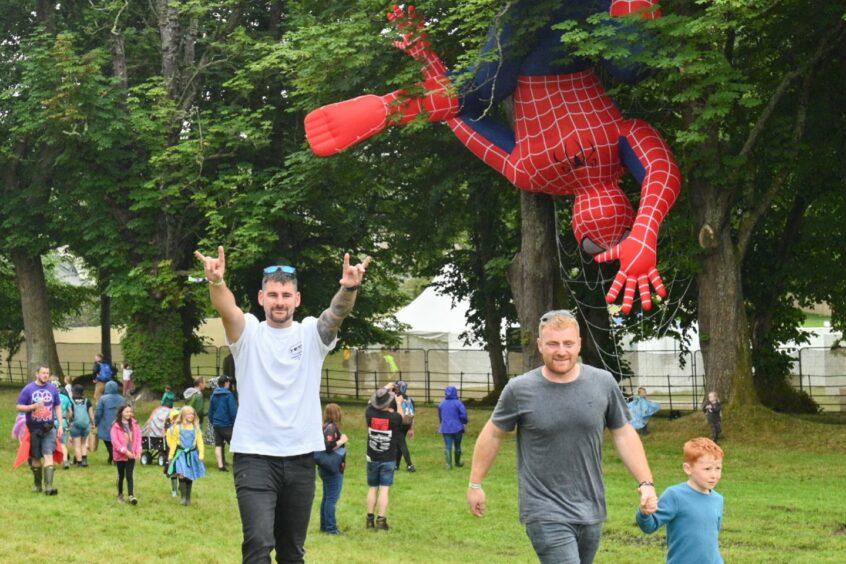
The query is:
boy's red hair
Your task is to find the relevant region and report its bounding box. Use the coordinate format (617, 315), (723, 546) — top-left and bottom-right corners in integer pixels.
(683, 437), (724, 464)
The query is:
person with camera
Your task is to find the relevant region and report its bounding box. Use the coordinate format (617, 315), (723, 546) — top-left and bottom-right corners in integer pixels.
(365, 386), (412, 531)
(392, 380), (416, 473)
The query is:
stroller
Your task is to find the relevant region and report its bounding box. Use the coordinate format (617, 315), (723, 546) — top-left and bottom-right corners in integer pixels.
(140, 405), (172, 466)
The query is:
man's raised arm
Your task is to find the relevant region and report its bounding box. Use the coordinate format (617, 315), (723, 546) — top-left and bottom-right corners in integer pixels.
(195, 246), (245, 343)
(317, 253), (372, 346)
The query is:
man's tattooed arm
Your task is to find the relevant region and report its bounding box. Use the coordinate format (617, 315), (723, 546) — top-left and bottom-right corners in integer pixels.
(317, 286), (358, 345)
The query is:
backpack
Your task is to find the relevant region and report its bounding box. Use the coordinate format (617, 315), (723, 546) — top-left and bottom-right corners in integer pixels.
(71, 399), (91, 431)
(98, 362), (113, 382)
(402, 396), (415, 419)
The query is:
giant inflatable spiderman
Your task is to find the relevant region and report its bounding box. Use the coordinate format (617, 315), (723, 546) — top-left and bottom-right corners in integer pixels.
(305, 1), (681, 314)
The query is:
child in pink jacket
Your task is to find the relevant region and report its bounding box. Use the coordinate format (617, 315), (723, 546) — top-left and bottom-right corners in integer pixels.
(110, 405), (142, 504)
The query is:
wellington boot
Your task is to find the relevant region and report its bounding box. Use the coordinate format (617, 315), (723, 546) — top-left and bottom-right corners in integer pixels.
(44, 466), (58, 495)
(171, 477), (179, 497)
(184, 481), (193, 506)
(32, 467), (43, 493)
(455, 451), (463, 467)
(444, 449), (452, 470)
(179, 481), (188, 505)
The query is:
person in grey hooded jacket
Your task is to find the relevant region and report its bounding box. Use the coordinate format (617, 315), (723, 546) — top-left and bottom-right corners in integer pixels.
(95, 381), (125, 464)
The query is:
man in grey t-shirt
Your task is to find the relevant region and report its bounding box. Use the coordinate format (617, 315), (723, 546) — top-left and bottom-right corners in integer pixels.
(466, 310), (658, 563)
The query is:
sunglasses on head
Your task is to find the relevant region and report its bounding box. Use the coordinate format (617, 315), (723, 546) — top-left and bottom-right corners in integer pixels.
(263, 265), (297, 275)
(540, 309), (575, 322)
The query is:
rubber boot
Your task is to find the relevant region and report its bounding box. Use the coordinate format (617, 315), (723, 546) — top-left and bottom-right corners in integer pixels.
(444, 449), (452, 469)
(179, 480), (188, 505)
(171, 477), (179, 497)
(455, 450), (463, 467)
(32, 466), (43, 493)
(183, 480), (192, 506)
(44, 466), (57, 495)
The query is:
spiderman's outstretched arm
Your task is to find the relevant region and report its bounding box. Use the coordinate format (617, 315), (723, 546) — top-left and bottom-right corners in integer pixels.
(595, 119), (680, 313)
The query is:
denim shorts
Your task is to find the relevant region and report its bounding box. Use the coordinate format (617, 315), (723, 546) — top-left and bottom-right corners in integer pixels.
(366, 460), (396, 487)
(69, 425), (90, 439)
(30, 427), (57, 459)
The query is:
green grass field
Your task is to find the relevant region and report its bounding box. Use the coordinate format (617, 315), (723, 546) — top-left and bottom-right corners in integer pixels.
(1, 388), (845, 563)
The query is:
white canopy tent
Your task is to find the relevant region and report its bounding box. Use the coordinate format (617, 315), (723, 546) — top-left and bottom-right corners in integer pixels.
(391, 286), (495, 394)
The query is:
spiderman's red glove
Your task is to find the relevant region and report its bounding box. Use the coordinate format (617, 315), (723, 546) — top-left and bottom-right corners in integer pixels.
(595, 228), (667, 314)
(388, 4), (447, 78)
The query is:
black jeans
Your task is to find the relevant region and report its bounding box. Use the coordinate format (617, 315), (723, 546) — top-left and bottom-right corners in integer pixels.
(234, 452), (316, 564)
(116, 460), (135, 495)
(395, 426), (413, 468)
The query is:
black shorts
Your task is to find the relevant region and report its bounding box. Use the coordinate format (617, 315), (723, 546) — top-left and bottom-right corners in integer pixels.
(213, 426), (233, 447)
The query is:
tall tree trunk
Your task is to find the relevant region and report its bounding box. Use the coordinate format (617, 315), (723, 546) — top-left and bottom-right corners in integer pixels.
(695, 209), (757, 408)
(507, 192), (557, 372)
(99, 280), (112, 363)
(12, 251), (62, 377)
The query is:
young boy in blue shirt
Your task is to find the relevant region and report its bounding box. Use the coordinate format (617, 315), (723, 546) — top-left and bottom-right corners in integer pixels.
(636, 437), (725, 563)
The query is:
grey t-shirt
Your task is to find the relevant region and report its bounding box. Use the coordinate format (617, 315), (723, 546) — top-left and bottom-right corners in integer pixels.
(491, 364), (630, 525)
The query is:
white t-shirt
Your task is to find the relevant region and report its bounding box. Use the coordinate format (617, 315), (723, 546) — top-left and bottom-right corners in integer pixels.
(122, 368), (133, 382)
(227, 313), (336, 456)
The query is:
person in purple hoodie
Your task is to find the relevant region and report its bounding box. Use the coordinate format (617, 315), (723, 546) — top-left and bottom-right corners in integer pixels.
(438, 386), (468, 469)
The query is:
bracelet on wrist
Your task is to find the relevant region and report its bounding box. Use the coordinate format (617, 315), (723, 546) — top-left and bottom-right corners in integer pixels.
(468, 481), (483, 490)
(208, 278), (225, 287)
(343, 285), (359, 292)
(638, 480), (655, 489)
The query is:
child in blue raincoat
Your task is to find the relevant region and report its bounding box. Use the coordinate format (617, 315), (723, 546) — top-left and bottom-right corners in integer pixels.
(628, 387), (660, 436)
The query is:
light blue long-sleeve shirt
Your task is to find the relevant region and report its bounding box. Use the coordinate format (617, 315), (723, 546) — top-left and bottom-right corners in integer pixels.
(636, 482), (724, 564)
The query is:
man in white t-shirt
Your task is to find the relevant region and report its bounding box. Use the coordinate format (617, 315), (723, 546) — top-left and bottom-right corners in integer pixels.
(196, 246), (370, 563)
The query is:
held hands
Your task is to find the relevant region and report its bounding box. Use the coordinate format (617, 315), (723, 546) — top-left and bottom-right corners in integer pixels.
(595, 229), (666, 314)
(339, 253), (372, 290)
(638, 484), (658, 515)
(194, 246), (226, 285)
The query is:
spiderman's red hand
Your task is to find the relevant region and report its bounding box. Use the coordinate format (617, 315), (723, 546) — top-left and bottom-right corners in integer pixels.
(595, 231), (667, 314)
(388, 4), (430, 62)
(387, 4), (447, 78)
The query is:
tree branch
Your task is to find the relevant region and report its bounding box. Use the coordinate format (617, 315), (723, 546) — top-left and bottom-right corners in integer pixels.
(738, 22), (845, 162)
(738, 25), (845, 258)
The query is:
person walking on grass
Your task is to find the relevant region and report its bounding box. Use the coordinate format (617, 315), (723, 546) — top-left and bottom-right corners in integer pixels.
(365, 387), (412, 531)
(393, 380), (416, 473)
(92, 353), (113, 404)
(110, 405), (142, 505)
(636, 438), (725, 563)
(208, 375), (238, 471)
(314, 403), (348, 535)
(195, 245), (370, 563)
(466, 310), (658, 564)
(69, 384), (95, 467)
(16, 366), (64, 495)
(95, 381), (125, 465)
(703, 391), (722, 443)
(54, 376), (72, 470)
(166, 405), (206, 506)
(438, 385), (468, 469)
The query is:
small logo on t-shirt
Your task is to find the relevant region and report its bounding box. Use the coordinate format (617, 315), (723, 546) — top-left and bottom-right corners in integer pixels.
(289, 342), (303, 360)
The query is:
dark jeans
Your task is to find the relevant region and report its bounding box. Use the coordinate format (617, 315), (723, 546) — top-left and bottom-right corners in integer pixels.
(234, 452), (316, 564)
(116, 459), (135, 495)
(395, 426), (413, 468)
(317, 466), (344, 533)
(443, 431), (463, 455)
(102, 440), (114, 463)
